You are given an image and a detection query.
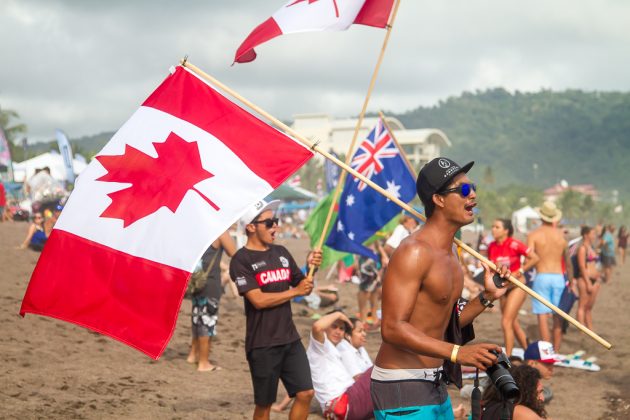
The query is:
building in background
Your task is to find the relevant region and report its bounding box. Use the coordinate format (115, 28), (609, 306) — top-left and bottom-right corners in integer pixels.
(291, 114), (451, 169)
(544, 181), (599, 202)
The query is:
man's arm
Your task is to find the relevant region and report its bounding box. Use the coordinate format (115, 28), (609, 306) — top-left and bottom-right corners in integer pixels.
(218, 231), (238, 258)
(311, 311), (351, 344)
(526, 232), (537, 267)
(520, 248), (540, 275)
(245, 249), (315, 309)
(459, 263), (511, 327)
(230, 251), (313, 310)
(244, 283), (311, 310)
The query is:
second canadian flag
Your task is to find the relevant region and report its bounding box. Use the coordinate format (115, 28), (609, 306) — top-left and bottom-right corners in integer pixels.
(234, 0), (395, 63)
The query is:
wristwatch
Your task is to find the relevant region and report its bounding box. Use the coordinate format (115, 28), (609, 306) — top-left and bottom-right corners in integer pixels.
(478, 292), (494, 308)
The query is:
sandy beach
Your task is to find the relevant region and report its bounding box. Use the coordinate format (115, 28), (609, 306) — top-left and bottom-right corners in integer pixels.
(1, 220), (629, 419)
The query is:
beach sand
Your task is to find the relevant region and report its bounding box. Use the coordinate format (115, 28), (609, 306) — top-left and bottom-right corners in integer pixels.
(1, 221), (629, 419)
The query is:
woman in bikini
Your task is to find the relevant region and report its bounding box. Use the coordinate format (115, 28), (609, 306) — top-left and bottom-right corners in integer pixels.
(574, 226), (601, 330)
(19, 212), (47, 251)
(488, 219), (539, 356)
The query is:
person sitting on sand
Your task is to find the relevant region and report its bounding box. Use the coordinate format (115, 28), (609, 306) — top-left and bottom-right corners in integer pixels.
(336, 318), (372, 379)
(523, 341), (561, 403)
(482, 364), (548, 419)
(19, 212), (47, 252)
(306, 310), (374, 420)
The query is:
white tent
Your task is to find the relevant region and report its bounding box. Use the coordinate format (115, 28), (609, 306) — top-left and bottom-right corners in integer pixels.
(512, 205), (540, 234)
(12, 151), (87, 182)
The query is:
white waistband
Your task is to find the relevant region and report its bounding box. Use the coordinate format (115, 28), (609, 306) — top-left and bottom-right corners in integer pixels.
(371, 365), (444, 381)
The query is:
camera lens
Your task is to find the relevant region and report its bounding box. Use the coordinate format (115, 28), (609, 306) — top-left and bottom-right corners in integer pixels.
(489, 370), (520, 402)
(486, 350), (521, 403)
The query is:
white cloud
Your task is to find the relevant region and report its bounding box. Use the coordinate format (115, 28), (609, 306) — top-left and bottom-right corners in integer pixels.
(1, 0), (629, 143)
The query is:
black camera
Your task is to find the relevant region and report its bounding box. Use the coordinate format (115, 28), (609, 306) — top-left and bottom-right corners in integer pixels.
(486, 350), (520, 402)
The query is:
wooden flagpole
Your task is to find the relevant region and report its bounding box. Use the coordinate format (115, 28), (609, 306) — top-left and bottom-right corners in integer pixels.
(310, 0), (403, 274)
(180, 60), (612, 350)
(378, 111), (416, 177)
(378, 110), (419, 222)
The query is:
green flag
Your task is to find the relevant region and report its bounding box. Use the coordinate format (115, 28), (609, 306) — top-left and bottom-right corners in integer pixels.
(304, 193), (402, 269)
(304, 193), (349, 269)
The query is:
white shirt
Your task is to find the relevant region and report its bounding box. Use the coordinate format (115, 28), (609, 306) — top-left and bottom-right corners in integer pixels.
(386, 224), (411, 249)
(306, 333), (355, 412)
(337, 339), (372, 378)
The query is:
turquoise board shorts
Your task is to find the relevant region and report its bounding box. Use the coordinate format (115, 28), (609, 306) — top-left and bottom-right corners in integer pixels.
(371, 367), (454, 419)
(531, 273), (566, 314)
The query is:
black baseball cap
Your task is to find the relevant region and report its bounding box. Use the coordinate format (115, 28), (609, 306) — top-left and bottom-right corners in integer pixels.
(416, 157), (474, 204)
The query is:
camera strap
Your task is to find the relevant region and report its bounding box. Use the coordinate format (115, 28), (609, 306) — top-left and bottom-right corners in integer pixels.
(470, 368), (482, 420)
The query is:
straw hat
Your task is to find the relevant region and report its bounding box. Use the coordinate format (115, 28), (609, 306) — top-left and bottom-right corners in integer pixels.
(536, 201), (562, 223)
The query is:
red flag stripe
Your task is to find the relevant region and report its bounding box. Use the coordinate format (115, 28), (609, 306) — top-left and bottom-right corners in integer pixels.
(20, 230), (189, 359)
(234, 17), (283, 63)
(142, 67), (312, 189)
(354, 0), (394, 28)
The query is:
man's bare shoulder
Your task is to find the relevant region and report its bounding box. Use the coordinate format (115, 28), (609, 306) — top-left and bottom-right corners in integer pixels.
(528, 227), (543, 239)
(387, 231), (435, 285)
(390, 230), (436, 268)
(398, 230), (436, 256)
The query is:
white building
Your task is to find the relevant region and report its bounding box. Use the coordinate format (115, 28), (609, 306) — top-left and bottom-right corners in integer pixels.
(291, 113), (451, 169)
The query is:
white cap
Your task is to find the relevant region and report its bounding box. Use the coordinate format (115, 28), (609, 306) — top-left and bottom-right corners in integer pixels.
(239, 199), (282, 225)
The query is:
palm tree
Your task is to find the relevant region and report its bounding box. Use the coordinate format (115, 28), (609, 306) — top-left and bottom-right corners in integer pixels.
(0, 106), (27, 161)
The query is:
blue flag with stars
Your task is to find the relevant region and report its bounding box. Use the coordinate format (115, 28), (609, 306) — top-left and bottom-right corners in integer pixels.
(325, 118), (416, 260)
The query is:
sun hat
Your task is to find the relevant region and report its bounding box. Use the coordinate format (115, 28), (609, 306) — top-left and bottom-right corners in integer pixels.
(536, 201), (562, 223)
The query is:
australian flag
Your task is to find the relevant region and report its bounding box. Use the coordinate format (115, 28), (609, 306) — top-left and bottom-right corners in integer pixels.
(326, 118), (416, 260)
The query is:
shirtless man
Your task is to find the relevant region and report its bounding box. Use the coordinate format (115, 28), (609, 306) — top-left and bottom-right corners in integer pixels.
(527, 201), (568, 351)
(372, 157), (511, 419)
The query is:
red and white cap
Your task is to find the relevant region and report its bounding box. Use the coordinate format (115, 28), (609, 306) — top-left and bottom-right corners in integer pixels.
(524, 341), (562, 364)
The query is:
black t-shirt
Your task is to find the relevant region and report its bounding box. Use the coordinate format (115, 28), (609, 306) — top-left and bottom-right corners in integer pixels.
(229, 244), (305, 352)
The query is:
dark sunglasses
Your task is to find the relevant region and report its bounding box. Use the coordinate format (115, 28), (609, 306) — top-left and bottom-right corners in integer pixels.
(439, 182), (476, 197)
(251, 217), (279, 228)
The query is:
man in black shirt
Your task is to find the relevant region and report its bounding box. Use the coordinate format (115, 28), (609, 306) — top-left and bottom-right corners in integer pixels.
(230, 200), (322, 420)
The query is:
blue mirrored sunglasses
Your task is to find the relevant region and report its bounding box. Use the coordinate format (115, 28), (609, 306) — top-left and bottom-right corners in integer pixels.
(439, 182), (476, 198)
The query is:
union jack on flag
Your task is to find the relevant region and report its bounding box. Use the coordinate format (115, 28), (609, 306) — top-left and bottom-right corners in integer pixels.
(326, 117), (416, 261)
(350, 119), (400, 191)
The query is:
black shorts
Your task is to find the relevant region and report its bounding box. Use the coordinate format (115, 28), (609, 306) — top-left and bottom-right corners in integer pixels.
(246, 340), (312, 406)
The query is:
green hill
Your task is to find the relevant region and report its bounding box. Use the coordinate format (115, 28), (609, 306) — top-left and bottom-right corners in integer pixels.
(391, 88), (630, 198)
(14, 89), (630, 201)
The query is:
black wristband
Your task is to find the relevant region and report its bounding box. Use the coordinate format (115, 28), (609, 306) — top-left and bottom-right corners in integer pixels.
(478, 292), (494, 308)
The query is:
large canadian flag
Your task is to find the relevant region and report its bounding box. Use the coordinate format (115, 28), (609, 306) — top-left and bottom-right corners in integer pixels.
(20, 66), (313, 359)
(234, 0), (395, 63)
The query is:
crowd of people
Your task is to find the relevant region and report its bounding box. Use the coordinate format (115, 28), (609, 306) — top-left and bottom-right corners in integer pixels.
(7, 155), (627, 420)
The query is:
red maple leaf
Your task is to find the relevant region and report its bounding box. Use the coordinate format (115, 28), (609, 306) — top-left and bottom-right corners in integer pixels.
(95, 132), (218, 227)
(287, 0), (339, 18)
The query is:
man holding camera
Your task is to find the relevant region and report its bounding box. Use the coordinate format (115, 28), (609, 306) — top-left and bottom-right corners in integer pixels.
(372, 158), (511, 419)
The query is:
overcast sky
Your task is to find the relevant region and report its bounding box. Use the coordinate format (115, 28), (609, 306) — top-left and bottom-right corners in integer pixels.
(1, 0), (629, 143)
